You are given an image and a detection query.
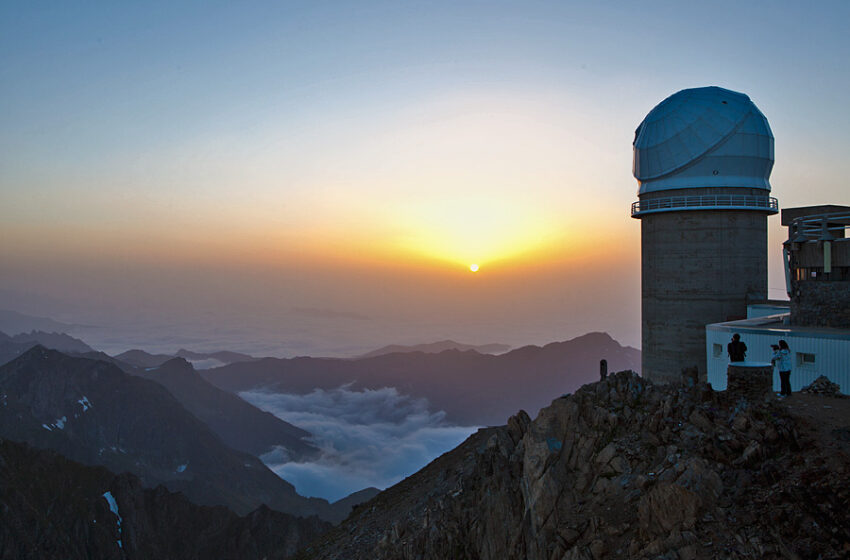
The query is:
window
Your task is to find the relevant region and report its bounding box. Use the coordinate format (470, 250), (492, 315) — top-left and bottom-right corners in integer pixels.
(797, 352), (816, 367)
(713, 344), (723, 358)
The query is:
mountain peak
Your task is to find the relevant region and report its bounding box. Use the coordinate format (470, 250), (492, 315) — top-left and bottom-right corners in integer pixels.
(305, 371), (850, 559)
(157, 356), (195, 372)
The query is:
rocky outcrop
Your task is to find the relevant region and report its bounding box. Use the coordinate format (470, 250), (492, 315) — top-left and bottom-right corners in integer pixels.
(0, 438), (330, 559)
(299, 371), (850, 559)
(801, 375), (845, 397)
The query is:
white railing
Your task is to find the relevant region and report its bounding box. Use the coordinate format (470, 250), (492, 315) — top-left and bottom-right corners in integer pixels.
(790, 213), (850, 240)
(631, 195), (779, 217)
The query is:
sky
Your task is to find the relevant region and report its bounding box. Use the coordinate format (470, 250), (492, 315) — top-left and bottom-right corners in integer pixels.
(2, 1), (850, 356)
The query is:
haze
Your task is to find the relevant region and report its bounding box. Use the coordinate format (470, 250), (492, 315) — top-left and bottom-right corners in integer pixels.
(3, 2), (849, 356)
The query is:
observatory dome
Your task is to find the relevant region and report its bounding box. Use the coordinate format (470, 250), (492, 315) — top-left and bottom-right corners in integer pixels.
(633, 86), (774, 195)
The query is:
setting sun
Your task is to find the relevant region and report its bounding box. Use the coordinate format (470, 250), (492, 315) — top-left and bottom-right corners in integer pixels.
(469, 264), (479, 272)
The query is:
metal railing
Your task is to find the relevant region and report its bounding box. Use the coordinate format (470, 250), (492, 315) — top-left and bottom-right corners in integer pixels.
(631, 194), (779, 217)
(789, 212), (850, 240)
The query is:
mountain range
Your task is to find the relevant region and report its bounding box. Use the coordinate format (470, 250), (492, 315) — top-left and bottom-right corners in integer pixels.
(0, 347), (357, 522)
(0, 330), (94, 365)
(203, 332), (639, 425)
(357, 340), (511, 358)
(0, 331), (313, 463)
(115, 347), (256, 369)
(0, 309), (74, 335)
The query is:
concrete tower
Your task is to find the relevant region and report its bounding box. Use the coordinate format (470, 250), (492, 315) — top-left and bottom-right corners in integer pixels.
(631, 86), (778, 383)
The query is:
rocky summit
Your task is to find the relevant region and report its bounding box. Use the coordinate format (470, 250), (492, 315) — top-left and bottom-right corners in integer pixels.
(297, 371), (850, 560)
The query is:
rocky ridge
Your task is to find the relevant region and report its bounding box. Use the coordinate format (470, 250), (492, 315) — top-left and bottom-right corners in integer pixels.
(298, 370), (850, 559)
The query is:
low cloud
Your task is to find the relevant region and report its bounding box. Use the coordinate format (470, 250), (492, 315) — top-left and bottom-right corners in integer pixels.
(240, 386), (478, 502)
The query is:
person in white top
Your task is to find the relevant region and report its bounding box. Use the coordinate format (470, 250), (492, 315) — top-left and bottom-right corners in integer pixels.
(772, 340), (792, 397)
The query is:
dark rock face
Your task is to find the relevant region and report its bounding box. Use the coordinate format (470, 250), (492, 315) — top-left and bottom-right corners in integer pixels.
(0, 438), (330, 560)
(300, 371), (850, 560)
(0, 347), (341, 521)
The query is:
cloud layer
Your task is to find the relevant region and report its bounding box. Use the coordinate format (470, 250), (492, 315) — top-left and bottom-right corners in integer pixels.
(240, 386), (478, 502)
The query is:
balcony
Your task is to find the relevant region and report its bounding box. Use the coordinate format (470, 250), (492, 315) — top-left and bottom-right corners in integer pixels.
(631, 194), (779, 218)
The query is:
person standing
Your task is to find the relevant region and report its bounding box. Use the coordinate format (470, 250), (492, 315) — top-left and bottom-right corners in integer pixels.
(727, 333), (747, 362)
(772, 340), (792, 397)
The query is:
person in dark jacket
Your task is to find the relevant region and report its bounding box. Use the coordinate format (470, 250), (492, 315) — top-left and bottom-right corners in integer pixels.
(727, 333), (747, 362)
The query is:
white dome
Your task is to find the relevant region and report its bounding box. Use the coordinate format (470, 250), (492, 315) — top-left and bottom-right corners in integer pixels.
(633, 86), (774, 195)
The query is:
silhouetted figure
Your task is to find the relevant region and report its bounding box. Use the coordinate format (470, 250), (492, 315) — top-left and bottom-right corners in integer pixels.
(727, 333), (747, 362)
(772, 339), (792, 397)
(599, 359), (608, 381)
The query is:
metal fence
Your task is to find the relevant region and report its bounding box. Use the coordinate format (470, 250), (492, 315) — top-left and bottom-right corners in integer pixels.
(631, 195), (779, 217)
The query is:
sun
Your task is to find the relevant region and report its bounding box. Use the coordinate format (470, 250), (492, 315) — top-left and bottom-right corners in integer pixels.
(469, 263), (479, 272)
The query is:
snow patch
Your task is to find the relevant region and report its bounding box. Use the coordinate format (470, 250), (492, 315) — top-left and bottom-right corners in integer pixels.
(144, 366), (159, 371)
(176, 463), (188, 473)
(42, 424), (52, 431)
(77, 396), (92, 411)
(53, 416), (67, 429)
(102, 491), (123, 549)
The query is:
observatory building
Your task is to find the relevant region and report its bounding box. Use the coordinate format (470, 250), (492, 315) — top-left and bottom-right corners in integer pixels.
(705, 205), (850, 393)
(631, 86), (778, 383)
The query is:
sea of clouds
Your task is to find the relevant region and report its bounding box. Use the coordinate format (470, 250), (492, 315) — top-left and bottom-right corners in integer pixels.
(240, 386), (479, 503)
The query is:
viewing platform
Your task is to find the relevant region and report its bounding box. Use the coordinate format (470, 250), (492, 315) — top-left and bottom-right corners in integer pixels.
(631, 194), (778, 218)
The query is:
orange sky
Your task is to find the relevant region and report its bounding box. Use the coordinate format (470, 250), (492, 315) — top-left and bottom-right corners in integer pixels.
(2, 2), (848, 355)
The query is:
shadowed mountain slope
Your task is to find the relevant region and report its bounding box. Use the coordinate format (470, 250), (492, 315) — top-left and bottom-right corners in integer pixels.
(0, 335), (32, 368)
(135, 357), (317, 460)
(0, 438), (330, 560)
(0, 347), (345, 521)
(204, 332), (639, 425)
